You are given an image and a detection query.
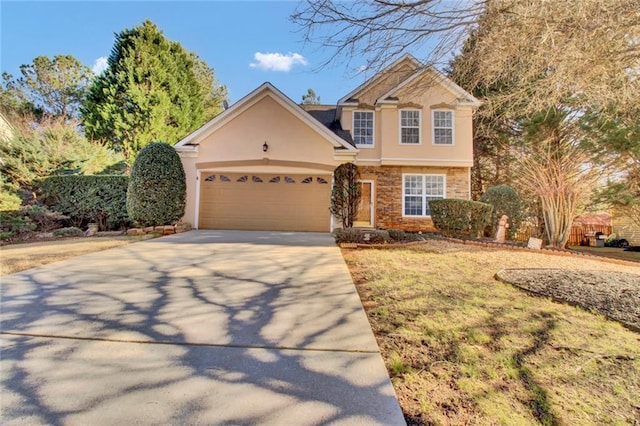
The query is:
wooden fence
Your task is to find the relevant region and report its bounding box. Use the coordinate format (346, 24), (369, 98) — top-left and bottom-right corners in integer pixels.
(513, 223), (612, 246)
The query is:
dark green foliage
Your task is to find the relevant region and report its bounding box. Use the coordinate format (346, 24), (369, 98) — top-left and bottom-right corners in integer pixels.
(39, 175), (130, 230)
(0, 205), (66, 240)
(387, 229), (406, 241)
(0, 211), (36, 239)
(429, 199), (493, 238)
(53, 227), (84, 237)
(126, 142), (186, 227)
(333, 228), (365, 244)
(19, 205), (68, 232)
(82, 20), (226, 161)
(480, 185), (523, 239)
(330, 163), (361, 228)
(0, 123), (125, 199)
(387, 229), (424, 242)
(365, 230), (391, 244)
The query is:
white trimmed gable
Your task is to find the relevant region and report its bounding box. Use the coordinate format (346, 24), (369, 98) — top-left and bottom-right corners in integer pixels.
(175, 82), (357, 152)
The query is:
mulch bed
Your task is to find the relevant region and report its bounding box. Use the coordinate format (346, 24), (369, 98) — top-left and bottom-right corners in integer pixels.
(495, 268), (640, 331)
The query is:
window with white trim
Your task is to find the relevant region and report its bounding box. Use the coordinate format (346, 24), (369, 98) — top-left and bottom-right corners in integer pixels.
(403, 174), (445, 216)
(353, 111), (374, 147)
(433, 110), (453, 145)
(400, 110), (421, 144)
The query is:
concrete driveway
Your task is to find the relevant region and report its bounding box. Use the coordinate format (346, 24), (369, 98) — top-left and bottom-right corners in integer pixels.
(1, 230), (405, 425)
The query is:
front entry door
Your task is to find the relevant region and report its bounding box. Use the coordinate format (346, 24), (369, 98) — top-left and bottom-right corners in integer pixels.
(354, 181), (374, 228)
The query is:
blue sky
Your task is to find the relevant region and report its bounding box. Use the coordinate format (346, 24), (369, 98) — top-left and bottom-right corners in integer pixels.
(1, 0), (373, 105)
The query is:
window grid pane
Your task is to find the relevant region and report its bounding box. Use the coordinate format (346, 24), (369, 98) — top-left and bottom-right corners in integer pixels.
(404, 175), (445, 217)
(401, 110), (420, 144)
(354, 111), (374, 145)
(404, 196), (423, 216)
(402, 128), (420, 144)
(433, 111), (453, 145)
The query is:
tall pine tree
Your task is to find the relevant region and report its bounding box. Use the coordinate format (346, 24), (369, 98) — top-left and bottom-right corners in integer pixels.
(82, 20), (226, 161)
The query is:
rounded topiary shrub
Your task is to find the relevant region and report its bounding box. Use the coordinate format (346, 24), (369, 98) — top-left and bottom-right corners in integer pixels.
(479, 184), (523, 239)
(126, 142), (186, 227)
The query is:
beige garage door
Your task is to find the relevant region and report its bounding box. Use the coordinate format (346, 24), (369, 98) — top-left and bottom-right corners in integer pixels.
(199, 172), (332, 232)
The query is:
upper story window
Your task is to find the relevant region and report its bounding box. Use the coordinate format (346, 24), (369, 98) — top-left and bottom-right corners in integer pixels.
(353, 111), (374, 147)
(433, 110), (454, 145)
(400, 110), (421, 144)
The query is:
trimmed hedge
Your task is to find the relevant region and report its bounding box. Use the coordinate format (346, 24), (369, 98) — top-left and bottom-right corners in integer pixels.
(480, 184), (523, 239)
(39, 175), (130, 230)
(126, 142), (186, 227)
(429, 199), (493, 238)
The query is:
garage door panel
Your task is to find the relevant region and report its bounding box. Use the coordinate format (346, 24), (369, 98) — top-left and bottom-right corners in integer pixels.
(199, 173), (331, 232)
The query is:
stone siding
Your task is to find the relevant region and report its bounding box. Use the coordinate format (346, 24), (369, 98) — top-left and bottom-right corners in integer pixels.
(360, 166), (470, 232)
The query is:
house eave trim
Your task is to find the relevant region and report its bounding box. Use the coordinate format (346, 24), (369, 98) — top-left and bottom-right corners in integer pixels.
(196, 159), (336, 172)
(380, 157), (474, 167)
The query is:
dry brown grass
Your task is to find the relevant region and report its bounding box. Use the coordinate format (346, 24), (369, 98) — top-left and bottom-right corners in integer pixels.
(0, 236), (154, 276)
(343, 240), (640, 425)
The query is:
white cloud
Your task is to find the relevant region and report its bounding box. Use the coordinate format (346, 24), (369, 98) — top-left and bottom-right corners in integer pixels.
(249, 52), (307, 72)
(92, 56), (108, 75)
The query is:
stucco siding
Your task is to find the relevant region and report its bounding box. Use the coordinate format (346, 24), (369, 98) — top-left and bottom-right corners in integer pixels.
(340, 73), (474, 167)
(178, 154), (198, 226)
(197, 95), (337, 167)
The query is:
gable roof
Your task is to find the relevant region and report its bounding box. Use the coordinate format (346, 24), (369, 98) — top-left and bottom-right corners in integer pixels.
(337, 53), (480, 108)
(337, 54), (422, 105)
(175, 82), (357, 152)
(377, 65), (481, 107)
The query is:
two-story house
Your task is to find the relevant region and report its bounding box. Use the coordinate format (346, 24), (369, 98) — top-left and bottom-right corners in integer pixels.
(174, 54), (480, 232)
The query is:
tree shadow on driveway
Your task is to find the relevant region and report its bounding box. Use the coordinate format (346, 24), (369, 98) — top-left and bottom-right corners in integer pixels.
(1, 231), (404, 425)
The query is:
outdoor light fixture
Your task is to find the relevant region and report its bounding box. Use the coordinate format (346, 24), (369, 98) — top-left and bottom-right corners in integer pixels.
(263, 141), (269, 152)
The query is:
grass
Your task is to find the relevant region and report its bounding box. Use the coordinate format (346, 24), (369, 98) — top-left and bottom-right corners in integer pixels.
(0, 235), (155, 275)
(343, 240), (640, 425)
(569, 245), (640, 263)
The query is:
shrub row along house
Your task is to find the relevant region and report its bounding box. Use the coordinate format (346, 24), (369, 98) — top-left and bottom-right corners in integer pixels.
(174, 55), (481, 232)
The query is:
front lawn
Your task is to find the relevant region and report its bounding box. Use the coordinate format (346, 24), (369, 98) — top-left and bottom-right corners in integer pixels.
(343, 240), (640, 425)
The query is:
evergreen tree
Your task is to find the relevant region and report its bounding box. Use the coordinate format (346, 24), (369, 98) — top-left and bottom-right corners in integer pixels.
(301, 88), (320, 105)
(1, 55), (92, 126)
(82, 20), (226, 161)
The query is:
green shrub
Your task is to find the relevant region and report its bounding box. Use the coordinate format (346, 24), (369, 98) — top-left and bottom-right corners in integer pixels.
(0, 179), (22, 211)
(20, 205), (67, 232)
(53, 227), (84, 237)
(0, 123), (125, 191)
(387, 229), (424, 242)
(0, 211), (36, 239)
(365, 230), (391, 244)
(39, 175), (130, 230)
(333, 228), (365, 244)
(429, 199), (493, 238)
(126, 142), (186, 227)
(387, 229), (406, 241)
(479, 185), (523, 239)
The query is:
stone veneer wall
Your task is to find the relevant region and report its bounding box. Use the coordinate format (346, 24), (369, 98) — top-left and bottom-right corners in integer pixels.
(360, 165), (470, 232)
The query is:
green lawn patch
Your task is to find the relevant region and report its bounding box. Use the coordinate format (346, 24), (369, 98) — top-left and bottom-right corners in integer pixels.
(343, 240), (640, 425)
